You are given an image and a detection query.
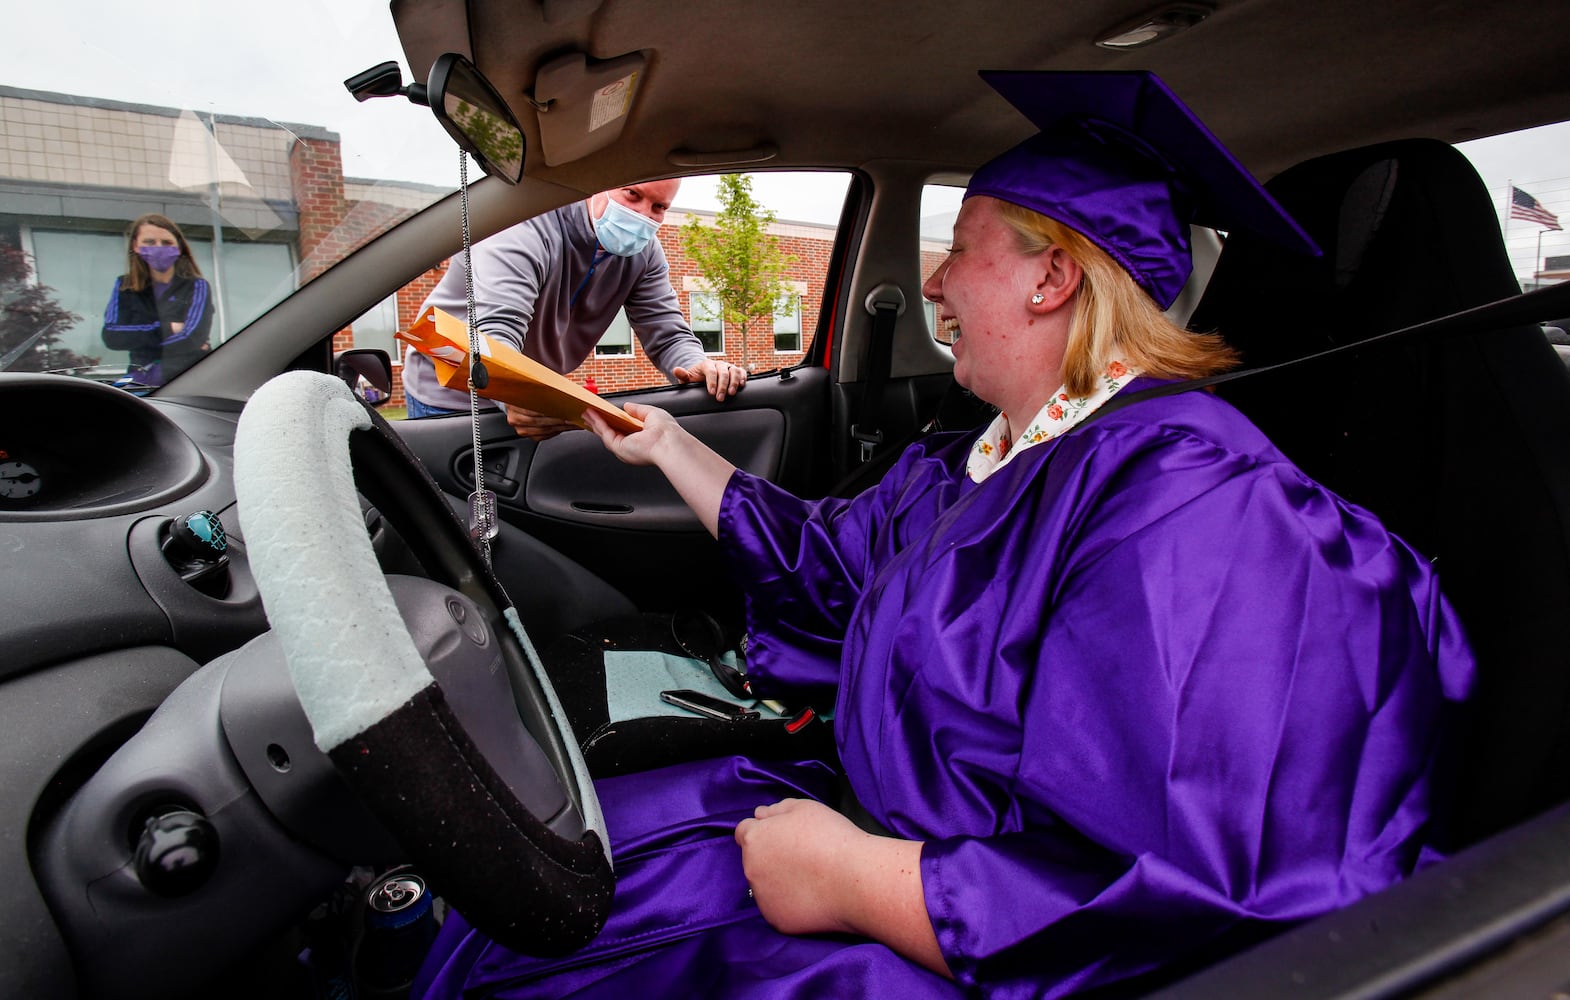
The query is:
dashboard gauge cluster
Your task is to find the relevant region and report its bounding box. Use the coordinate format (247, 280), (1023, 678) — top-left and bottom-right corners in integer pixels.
(0, 456), (41, 502)
(0, 373), (209, 521)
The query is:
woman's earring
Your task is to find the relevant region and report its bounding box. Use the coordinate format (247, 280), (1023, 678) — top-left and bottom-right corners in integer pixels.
(1031, 293), (1045, 305)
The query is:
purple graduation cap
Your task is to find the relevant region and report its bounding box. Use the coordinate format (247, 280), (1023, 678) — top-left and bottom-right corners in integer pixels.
(967, 70), (1320, 308)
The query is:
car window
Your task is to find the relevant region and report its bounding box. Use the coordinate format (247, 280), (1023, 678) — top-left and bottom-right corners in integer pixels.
(372, 170), (851, 412)
(922, 123), (1570, 344)
(919, 183), (965, 345)
(1454, 120), (1570, 291)
(561, 171), (850, 398)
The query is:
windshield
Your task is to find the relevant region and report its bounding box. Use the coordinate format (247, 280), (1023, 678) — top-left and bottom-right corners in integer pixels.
(2, 0), (457, 387)
(7, 1), (1565, 393)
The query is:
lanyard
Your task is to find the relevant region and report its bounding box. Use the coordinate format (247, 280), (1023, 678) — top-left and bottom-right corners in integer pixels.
(570, 248), (611, 307)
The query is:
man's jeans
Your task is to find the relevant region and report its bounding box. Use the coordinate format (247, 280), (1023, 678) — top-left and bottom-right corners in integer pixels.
(405, 393), (467, 419)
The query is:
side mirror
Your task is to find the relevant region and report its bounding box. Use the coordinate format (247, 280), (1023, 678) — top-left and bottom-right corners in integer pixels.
(426, 53), (526, 184)
(334, 348), (393, 408)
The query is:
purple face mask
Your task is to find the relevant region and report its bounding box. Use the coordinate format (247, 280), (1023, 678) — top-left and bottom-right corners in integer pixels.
(136, 245), (183, 272)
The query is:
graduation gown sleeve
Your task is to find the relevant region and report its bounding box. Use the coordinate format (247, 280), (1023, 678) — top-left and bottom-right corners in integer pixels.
(716, 437), (972, 705)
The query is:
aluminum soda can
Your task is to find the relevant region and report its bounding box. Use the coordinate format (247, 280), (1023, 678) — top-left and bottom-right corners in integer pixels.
(358, 871), (437, 995)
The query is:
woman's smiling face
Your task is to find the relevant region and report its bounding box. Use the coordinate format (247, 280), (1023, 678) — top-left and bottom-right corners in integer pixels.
(921, 196), (1069, 412)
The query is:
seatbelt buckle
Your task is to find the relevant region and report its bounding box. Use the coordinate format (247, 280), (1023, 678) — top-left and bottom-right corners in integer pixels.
(784, 706), (820, 734)
(850, 424), (883, 462)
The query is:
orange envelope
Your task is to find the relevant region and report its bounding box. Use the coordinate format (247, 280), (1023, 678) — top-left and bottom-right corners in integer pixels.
(402, 306), (643, 433)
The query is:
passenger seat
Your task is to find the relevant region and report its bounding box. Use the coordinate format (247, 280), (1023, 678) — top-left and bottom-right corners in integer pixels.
(1187, 138), (1570, 848)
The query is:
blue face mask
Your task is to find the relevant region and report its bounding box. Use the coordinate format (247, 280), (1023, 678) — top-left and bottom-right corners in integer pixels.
(136, 245), (182, 272)
(592, 197), (661, 257)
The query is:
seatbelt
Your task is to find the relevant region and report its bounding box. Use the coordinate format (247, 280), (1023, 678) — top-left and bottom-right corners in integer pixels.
(1084, 278), (1570, 428)
(850, 283), (905, 463)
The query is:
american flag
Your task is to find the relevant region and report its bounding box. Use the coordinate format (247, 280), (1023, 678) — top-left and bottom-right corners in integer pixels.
(1510, 185), (1562, 230)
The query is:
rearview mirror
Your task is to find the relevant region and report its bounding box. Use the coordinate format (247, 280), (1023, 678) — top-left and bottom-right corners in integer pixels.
(427, 53), (525, 184)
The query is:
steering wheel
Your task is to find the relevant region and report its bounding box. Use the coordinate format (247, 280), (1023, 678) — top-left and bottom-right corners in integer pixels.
(233, 370), (613, 955)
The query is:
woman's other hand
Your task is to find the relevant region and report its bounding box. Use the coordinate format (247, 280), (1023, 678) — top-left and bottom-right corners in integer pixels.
(735, 798), (950, 977)
(735, 798), (867, 936)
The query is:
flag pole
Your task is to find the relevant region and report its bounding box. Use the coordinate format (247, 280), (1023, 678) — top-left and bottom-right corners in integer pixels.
(1503, 178), (1512, 243)
(1504, 179), (1518, 282)
(199, 111), (231, 344)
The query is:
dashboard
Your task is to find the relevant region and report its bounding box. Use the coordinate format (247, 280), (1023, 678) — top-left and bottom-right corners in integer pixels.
(0, 375), (209, 518)
(0, 375), (269, 682)
(0, 374), (277, 997)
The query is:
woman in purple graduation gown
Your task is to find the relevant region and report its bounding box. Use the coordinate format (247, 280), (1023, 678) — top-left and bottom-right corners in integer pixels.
(416, 71), (1474, 999)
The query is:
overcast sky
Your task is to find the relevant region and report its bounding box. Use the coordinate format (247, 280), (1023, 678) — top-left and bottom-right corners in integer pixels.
(11, 0), (1569, 277)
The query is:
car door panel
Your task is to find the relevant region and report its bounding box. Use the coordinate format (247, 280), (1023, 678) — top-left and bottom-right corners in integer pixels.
(391, 365), (829, 613)
(525, 408), (784, 531)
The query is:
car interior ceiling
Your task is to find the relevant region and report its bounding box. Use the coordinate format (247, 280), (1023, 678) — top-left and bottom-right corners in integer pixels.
(424, 0), (1570, 191)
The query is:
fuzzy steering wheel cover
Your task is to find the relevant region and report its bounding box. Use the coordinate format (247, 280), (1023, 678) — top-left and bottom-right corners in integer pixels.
(233, 370), (612, 956)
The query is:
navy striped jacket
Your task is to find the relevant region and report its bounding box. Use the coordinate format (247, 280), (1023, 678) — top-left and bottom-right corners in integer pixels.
(101, 274), (212, 385)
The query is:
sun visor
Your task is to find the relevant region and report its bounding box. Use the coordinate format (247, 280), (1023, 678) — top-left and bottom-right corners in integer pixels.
(531, 50), (647, 166)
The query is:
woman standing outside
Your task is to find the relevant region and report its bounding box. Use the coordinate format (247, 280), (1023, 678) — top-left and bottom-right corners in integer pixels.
(101, 214), (212, 387)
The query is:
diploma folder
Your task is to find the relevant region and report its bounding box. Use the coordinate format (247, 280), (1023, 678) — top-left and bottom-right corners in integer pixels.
(402, 305), (643, 433)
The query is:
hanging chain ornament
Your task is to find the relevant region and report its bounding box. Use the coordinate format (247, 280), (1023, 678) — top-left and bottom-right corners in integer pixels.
(460, 150), (499, 559)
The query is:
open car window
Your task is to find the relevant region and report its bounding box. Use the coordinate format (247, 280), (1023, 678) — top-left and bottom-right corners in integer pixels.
(340, 169), (851, 413)
(1454, 120), (1570, 293)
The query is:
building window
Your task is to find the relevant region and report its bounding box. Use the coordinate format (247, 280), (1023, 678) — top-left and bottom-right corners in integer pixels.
(924, 300), (942, 344)
(690, 291), (724, 353)
(773, 294), (802, 352)
(920, 182), (963, 346)
(351, 292), (400, 357)
(595, 308), (633, 356)
(27, 227), (295, 364)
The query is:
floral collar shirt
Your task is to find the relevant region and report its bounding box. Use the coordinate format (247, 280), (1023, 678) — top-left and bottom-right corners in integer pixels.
(967, 360), (1142, 483)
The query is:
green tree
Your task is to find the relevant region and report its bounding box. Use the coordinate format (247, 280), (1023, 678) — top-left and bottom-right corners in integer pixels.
(452, 100), (523, 175)
(680, 174), (795, 372)
(0, 242), (90, 373)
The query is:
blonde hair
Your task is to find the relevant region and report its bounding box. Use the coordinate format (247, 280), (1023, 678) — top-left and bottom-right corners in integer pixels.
(995, 201), (1238, 397)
